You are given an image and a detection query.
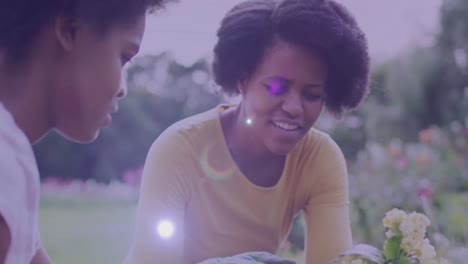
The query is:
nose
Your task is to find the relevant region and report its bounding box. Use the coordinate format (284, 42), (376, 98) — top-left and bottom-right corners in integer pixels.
(282, 91), (303, 117)
(117, 80), (128, 99)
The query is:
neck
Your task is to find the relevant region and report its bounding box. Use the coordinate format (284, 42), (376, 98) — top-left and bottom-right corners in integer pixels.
(0, 60), (52, 144)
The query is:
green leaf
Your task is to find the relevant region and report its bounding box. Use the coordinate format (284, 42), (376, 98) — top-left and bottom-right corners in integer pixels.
(394, 255), (412, 264)
(331, 244), (382, 263)
(383, 236), (402, 260)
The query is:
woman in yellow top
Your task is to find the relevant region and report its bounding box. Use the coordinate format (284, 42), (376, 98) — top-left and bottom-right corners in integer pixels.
(125, 0), (370, 263)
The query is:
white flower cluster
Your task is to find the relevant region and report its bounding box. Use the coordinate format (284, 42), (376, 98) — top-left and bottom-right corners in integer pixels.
(383, 208), (408, 238)
(337, 255), (366, 264)
(383, 208), (448, 264)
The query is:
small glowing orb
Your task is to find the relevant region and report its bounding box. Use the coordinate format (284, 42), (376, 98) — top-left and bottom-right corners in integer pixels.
(156, 220), (175, 239)
(246, 118), (253, 125)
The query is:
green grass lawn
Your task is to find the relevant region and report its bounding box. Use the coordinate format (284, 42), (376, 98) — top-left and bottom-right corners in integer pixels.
(39, 195), (303, 264)
(39, 193), (467, 264)
(39, 197), (138, 264)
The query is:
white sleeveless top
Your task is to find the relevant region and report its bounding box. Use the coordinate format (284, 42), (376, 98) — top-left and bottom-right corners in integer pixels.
(0, 102), (40, 263)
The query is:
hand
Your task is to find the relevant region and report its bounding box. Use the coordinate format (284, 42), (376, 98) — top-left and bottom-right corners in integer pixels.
(198, 251), (296, 264)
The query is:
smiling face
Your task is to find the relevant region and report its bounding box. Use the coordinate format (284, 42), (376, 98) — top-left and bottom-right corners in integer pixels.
(238, 38), (327, 156)
(51, 16), (145, 143)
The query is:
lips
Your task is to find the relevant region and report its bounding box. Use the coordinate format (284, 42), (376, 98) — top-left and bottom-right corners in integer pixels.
(272, 120), (302, 131)
(102, 113), (112, 127)
(273, 121), (299, 130)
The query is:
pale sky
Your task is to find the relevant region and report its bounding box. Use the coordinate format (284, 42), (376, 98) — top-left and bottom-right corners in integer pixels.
(139, 0), (443, 66)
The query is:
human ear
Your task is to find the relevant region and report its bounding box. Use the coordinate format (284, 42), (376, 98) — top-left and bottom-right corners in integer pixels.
(54, 14), (81, 51)
(237, 78), (249, 95)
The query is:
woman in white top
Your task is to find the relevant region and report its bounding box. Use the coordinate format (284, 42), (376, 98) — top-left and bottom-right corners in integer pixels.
(0, 1), (174, 263)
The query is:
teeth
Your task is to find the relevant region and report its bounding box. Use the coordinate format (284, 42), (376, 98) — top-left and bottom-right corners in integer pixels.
(273, 121), (299, 131)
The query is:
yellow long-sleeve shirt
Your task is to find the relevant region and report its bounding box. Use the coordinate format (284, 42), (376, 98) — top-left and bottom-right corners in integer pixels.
(125, 105), (352, 264)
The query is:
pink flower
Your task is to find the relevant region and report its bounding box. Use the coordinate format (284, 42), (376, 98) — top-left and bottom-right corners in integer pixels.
(419, 129), (434, 144)
(417, 180), (433, 200)
(123, 166), (144, 187)
(395, 158), (408, 170)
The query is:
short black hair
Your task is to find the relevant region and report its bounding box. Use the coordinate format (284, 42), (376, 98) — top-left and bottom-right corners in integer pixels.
(0, 0), (173, 64)
(213, 0), (370, 116)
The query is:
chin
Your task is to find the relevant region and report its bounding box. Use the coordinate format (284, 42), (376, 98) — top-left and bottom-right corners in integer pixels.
(269, 143), (296, 156)
(56, 128), (100, 144)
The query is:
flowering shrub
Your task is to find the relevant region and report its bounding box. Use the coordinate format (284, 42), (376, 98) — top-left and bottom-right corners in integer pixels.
(334, 209), (448, 264)
(347, 124), (467, 251)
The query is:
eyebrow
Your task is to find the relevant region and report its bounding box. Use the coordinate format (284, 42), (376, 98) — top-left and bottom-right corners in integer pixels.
(264, 75), (324, 88)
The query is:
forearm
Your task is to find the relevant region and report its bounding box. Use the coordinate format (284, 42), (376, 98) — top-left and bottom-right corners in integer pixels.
(304, 205), (352, 264)
(125, 214), (186, 264)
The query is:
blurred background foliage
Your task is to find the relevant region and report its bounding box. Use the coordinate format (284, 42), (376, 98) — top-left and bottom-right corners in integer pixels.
(35, 0), (467, 263)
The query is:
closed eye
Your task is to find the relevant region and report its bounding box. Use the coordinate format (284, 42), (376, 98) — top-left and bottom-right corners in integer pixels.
(303, 92), (323, 101)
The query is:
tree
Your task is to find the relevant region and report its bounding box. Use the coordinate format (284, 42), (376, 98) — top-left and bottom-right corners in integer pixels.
(347, 0), (468, 145)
